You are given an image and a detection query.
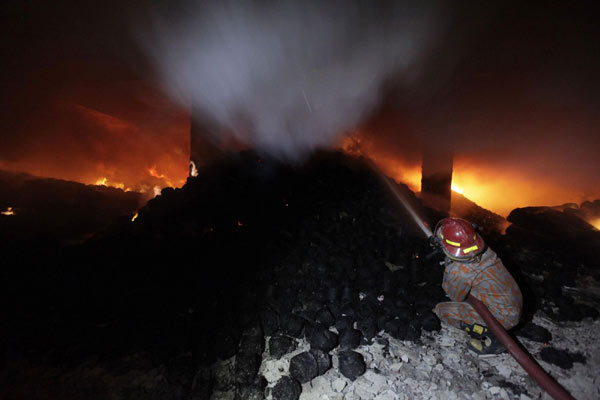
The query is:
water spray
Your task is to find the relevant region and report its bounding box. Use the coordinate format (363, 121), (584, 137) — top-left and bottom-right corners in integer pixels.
(379, 168), (432, 238)
(366, 158), (432, 238)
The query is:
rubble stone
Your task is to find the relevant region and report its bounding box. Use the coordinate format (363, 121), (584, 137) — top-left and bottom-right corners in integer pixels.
(338, 350), (366, 381)
(307, 324), (338, 352)
(289, 351), (318, 383)
(314, 307), (336, 327)
(282, 315), (305, 338)
(272, 376), (301, 400)
(335, 315), (354, 332)
(332, 378), (347, 392)
(269, 335), (296, 359)
(309, 348), (332, 376)
(234, 352), (261, 385)
(338, 328), (361, 350)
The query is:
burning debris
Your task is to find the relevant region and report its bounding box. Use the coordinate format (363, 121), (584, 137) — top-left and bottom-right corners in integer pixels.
(190, 161), (199, 177)
(94, 176), (132, 191)
(451, 183), (463, 195)
(1, 206), (15, 216)
(0, 170), (143, 244)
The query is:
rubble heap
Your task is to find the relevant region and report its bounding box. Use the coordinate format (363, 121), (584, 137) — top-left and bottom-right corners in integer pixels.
(2, 151), (598, 400)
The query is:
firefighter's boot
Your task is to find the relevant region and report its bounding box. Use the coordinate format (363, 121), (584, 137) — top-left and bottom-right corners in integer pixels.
(460, 321), (489, 339)
(467, 331), (506, 355)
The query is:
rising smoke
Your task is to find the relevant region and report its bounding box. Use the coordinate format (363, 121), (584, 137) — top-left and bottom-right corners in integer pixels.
(140, 0), (442, 160)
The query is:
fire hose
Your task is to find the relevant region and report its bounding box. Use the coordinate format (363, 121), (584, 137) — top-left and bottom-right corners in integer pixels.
(467, 295), (575, 400)
(368, 162), (576, 400)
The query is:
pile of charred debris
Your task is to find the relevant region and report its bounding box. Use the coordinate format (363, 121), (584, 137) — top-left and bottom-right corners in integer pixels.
(1, 151), (599, 400)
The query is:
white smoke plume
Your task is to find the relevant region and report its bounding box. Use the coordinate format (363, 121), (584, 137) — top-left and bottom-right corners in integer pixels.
(140, 0), (441, 160)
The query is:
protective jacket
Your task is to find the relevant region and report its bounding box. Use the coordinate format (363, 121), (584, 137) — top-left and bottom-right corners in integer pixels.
(434, 247), (522, 330)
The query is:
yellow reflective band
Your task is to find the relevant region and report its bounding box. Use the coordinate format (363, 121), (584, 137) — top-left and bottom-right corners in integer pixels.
(463, 245), (479, 254)
(445, 239), (461, 247)
(473, 325), (484, 335)
(470, 338), (484, 351)
(474, 234), (477, 240)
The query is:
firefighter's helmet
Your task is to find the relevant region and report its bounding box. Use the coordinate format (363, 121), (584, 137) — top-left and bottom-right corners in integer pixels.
(434, 218), (485, 261)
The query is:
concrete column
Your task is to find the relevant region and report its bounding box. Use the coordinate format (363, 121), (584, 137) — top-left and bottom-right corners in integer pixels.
(421, 145), (453, 214)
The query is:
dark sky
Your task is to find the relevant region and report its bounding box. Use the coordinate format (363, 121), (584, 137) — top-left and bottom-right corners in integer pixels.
(1, 0), (599, 213)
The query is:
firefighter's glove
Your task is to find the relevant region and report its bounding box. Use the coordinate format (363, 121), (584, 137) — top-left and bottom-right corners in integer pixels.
(428, 235), (442, 251)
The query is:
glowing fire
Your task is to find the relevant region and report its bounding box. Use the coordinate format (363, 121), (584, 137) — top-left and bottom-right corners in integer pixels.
(131, 212), (139, 222)
(589, 218), (600, 230)
(147, 166), (177, 188)
(339, 132), (600, 218)
(94, 177), (127, 190)
(451, 183), (464, 194)
(91, 172), (181, 197)
(1, 207), (16, 216)
(148, 166), (166, 179)
(189, 161), (199, 177)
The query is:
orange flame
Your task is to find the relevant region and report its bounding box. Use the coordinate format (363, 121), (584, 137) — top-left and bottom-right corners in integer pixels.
(451, 183), (464, 194)
(94, 177), (127, 191)
(1, 207), (16, 216)
(189, 161), (199, 177)
(147, 165), (166, 179)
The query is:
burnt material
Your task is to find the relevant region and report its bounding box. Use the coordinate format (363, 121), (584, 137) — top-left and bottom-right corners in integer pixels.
(539, 347), (586, 370)
(234, 353), (261, 385)
(418, 310), (442, 332)
(235, 376), (266, 400)
(514, 322), (552, 343)
(339, 328), (362, 350)
(421, 145), (453, 214)
(272, 376), (301, 400)
(269, 335), (296, 359)
(289, 352), (318, 383)
(314, 307), (336, 327)
(338, 350), (366, 381)
(309, 349), (332, 376)
(308, 324), (338, 352)
(282, 315), (305, 338)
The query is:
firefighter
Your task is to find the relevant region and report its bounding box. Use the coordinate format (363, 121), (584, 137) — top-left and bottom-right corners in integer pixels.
(432, 217), (522, 354)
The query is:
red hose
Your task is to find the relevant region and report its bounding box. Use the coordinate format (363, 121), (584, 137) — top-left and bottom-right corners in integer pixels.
(467, 295), (575, 400)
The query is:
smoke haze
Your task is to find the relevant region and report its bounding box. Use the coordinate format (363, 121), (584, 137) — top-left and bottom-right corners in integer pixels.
(141, 0), (441, 160)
